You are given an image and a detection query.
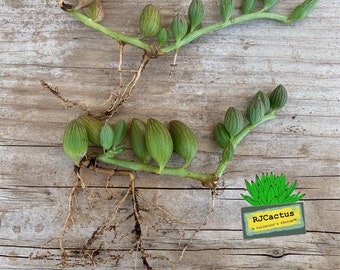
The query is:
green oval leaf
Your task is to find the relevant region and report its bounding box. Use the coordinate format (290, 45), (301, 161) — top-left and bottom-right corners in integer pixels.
(220, 0), (235, 22)
(100, 123), (114, 151)
(242, 0), (257, 14)
(130, 118), (152, 164)
(157, 28), (169, 46)
(270, 84), (288, 110)
(254, 91), (271, 114)
(224, 107), (244, 138)
(84, 0), (104, 22)
(171, 14), (188, 43)
(139, 4), (162, 37)
(78, 115), (103, 146)
(112, 119), (126, 148)
(288, 0), (319, 23)
(169, 120), (198, 168)
(246, 95), (265, 125)
(188, 0), (204, 32)
(214, 123), (230, 148)
(63, 119), (88, 166)
(146, 118), (173, 173)
(262, 0), (279, 10)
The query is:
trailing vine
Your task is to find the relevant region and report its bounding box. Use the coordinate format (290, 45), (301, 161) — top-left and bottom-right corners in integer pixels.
(64, 85), (288, 189)
(55, 0), (318, 117)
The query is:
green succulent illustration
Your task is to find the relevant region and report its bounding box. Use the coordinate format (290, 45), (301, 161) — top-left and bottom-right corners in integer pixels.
(241, 173), (305, 206)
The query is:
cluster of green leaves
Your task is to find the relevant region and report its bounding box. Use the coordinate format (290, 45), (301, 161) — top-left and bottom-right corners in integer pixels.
(214, 84), (287, 164)
(99, 120), (126, 155)
(63, 115), (127, 165)
(61, 0), (319, 56)
(241, 173), (305, 206)
(63, 85), (288, 185)
(64, 116), (198, 173)
(130, 118), (198, 172)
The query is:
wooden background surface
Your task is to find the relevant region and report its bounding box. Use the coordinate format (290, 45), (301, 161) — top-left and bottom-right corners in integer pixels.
(1, 0), (339, 269)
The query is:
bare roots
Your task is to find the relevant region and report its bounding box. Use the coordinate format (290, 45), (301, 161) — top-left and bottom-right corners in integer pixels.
(41, 50), (149, 121)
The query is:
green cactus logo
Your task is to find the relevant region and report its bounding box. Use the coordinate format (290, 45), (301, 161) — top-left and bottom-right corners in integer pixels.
(241, 173), (305, 206)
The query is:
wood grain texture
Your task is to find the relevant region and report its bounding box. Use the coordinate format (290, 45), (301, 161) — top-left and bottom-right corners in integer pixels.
(1, 0), (339, 269)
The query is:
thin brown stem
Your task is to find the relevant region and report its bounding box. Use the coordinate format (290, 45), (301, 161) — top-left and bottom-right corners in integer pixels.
(40, 80), (90, 113)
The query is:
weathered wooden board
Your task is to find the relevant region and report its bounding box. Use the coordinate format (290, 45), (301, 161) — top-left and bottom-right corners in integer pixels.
(1, 0), (339, 269)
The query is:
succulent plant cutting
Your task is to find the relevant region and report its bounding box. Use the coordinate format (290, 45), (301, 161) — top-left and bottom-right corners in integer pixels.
(58, 0), (319, 58)
(54, 0), (319, 119)
(63, 85), (289, 188)
(63, 119), (88, 166)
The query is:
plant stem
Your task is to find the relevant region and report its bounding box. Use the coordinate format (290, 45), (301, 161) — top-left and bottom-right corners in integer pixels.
(233, 111), (277, 146)
(66, 8), (151, 52)
(97, 155), (217, 186)
(215, 111), (277, 178)
(66, 8), (288, 56)
(160, 12), (289, 54)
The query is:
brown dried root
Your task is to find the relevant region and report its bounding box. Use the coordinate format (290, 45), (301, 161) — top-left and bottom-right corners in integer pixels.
(59, 160), (213, 268)
(40, 80), (89, 113)
(59, 165), (104, 266)
(179, 187), (216, 262)
(101, 52), (150, 120)
(168, 50), (178, 81)
(60, 163), (153, 268)
(42, 50), (149, 120)
(118, 42), (125, 87)
(87, 167), (153, 269)
(60, 166), (81, 265)
(137, 193), (189, 231)
(130, 174), (153, 270)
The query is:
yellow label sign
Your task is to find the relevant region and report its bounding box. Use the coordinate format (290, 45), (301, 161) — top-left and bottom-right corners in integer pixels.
(242, 203), (305, 239)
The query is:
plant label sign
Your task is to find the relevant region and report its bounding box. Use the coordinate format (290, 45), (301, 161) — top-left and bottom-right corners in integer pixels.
(241, 202), (306, 239)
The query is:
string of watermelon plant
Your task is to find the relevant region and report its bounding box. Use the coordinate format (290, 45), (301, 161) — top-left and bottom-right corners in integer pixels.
(60, 85), (287, 266)
(64, 85), (288, 188)
(56, 0), (318, 117)
(60, 0), (319, 57)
